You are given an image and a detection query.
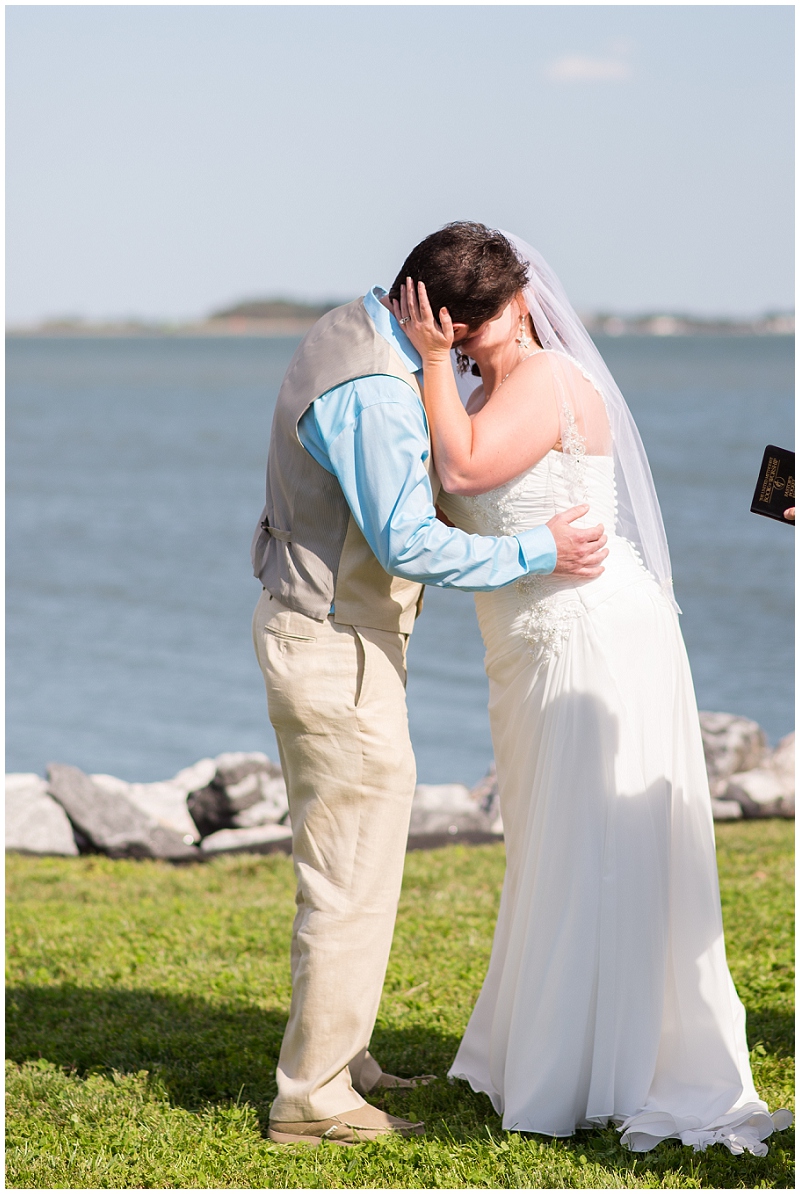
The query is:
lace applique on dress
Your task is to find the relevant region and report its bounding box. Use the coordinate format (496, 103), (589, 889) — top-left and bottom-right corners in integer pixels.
(456, 477), (519, 537)
(457, 444), (596, 663)
(516, 399), (588, 659)
(516, 574), (584, 662)
(558, 398), (589, 507)
(549, 346), (611, 509)
(464, 458), (586, 663)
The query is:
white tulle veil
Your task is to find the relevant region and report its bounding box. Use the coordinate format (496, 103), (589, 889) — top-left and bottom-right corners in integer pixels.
(499, 231), (679, 612)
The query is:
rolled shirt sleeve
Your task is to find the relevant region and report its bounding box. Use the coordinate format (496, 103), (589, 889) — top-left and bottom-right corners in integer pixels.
(298, 377), (556, 591)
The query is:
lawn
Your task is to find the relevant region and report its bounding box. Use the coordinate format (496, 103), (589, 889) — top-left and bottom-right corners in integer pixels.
(5, 820), (794, 1189)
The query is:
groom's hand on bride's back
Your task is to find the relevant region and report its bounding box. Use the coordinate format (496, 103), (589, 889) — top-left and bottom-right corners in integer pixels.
(548, 506), (608, 578)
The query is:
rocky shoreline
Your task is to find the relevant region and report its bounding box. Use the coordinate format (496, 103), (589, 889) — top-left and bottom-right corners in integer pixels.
(5, 713), (794, 861)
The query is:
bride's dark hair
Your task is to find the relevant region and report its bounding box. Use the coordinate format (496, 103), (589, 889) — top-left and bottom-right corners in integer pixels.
(389, 221), (529, 332)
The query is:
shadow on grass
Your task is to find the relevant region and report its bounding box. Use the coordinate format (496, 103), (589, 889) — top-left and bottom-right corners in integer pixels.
(745, 1006), (795, 1059)
(7, 984), (794, 1187)
(6, 983), (466, 1120)
(7, 984), (289, 1114)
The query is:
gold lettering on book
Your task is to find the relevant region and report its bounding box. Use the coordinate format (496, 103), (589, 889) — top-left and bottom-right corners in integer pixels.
(759, 455), (780, 504)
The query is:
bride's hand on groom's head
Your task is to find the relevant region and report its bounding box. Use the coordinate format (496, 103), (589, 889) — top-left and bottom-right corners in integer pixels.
(548, 506), (608, 578)
(391, 279), (455, 364)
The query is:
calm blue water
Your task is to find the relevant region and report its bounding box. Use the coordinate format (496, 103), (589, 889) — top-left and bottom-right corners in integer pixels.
(6, 334), (794, 784)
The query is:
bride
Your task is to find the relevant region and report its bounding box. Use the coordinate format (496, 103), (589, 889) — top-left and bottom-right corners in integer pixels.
(392, 226), (791, 1156)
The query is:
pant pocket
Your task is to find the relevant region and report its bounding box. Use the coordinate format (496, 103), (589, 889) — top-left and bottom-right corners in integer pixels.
(263, 625), (317, 643)
(353, 629), (367, 708)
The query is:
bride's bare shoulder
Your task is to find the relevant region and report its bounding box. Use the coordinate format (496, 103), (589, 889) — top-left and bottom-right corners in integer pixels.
(495, 349), (564, 403)
(523, 349), (575, 376)
(533, 349), (595, 385)
(518, 350), (599, 399)
(465, 383), (487, 415)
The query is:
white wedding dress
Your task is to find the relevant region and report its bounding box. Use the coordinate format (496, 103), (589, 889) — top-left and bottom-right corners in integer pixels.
(439, 447), (790, 1155)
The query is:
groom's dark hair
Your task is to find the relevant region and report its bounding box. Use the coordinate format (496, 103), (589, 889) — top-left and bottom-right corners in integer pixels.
(389, 222), (529, 330)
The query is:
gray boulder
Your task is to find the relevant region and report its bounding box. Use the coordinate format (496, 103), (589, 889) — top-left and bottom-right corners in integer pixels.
(723, 767), (793, 819)
(470, 764), (503, 833)
(213, 751), (280, 788)
(188, 752), (287, 837)
(409, 783), (499, 840)
(186, 784), (232, 838)
(699, 712), (768, 796)
(200, 823), (293, 856)
(171, 757), (217, 794)
(768, 731), (795, 813)
(47, 763), (200, 860)
(230, 775), (289, 828)
(710, 797), (744, 821)
(6, 774), (79, 855)
(90, 773), (200, 843)
(715, 729), (794, 819)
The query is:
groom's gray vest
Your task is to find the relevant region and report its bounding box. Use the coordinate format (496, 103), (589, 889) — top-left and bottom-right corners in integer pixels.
(252, 297), (437, 634)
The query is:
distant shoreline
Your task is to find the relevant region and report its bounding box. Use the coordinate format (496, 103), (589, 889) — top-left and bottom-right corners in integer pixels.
(6, 311), (795, 339)
(5, 318), (321, 339)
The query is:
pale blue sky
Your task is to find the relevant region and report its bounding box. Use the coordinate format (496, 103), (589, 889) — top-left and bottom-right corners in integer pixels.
(6, 4), (794, 323)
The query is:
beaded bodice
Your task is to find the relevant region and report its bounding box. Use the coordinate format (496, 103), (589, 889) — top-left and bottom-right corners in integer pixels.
(439, 450), (615, 541)
(438, 451), (652, 660)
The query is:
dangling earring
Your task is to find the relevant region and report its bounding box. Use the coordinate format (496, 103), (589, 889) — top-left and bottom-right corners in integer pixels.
(516, 314), (532, 354)
(455, 348), (471, 375)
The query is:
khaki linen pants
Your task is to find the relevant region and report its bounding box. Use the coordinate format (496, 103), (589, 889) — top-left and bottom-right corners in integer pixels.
(252, 589), (417, 1122)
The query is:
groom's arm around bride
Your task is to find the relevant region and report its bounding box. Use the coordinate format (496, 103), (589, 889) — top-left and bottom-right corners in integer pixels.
(251, 224), (606, 1146)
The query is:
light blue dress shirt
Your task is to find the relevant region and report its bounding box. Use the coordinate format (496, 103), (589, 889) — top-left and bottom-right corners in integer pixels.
(297, 286), (557, 591)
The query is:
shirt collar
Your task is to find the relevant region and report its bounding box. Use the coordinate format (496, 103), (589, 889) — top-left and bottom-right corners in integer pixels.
(362, 286), (423, 374)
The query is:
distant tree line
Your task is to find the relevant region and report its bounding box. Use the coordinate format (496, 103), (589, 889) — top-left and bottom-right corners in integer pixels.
(210, 298), (793, 336)
(210, 298), (344, 321)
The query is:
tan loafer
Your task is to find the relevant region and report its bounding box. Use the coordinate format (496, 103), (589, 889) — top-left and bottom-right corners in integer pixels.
(349, 1047), (436, 1097)
(268, 1102), (425, 1146)
(371, 1072), (437, 1090)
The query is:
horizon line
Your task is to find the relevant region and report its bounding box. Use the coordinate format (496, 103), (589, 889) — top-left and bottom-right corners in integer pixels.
(6, 305), (796, 335)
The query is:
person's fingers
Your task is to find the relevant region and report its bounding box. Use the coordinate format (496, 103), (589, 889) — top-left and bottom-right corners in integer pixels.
(400, 283), (410, 324)
(572, 553), (608, 573)
(783, 507), (795, 521)
(571, 526), (606, 545)
(581, 547), (609, 566)
(439, 306), (455, 341)
(575, 548), (608, 568)
(417, 281), (435, 323)
(560, 504), (590, 524)
(406, 277), (420, 323)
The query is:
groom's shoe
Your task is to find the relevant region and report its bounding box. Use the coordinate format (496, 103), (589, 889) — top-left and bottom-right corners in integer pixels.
(268, 1103), (425, 1146)
(349, 1048), (436, 1096)
(369, 1071), (437, 1091)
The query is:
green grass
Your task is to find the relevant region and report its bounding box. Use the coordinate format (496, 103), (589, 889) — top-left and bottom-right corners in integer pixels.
(6, 820), (794, 1189)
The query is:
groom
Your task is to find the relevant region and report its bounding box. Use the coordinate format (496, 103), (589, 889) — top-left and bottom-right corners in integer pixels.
(252, 221), (607, 1145)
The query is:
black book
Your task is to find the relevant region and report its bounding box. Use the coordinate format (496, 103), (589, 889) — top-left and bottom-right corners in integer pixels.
(750, 445), (795, 524)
